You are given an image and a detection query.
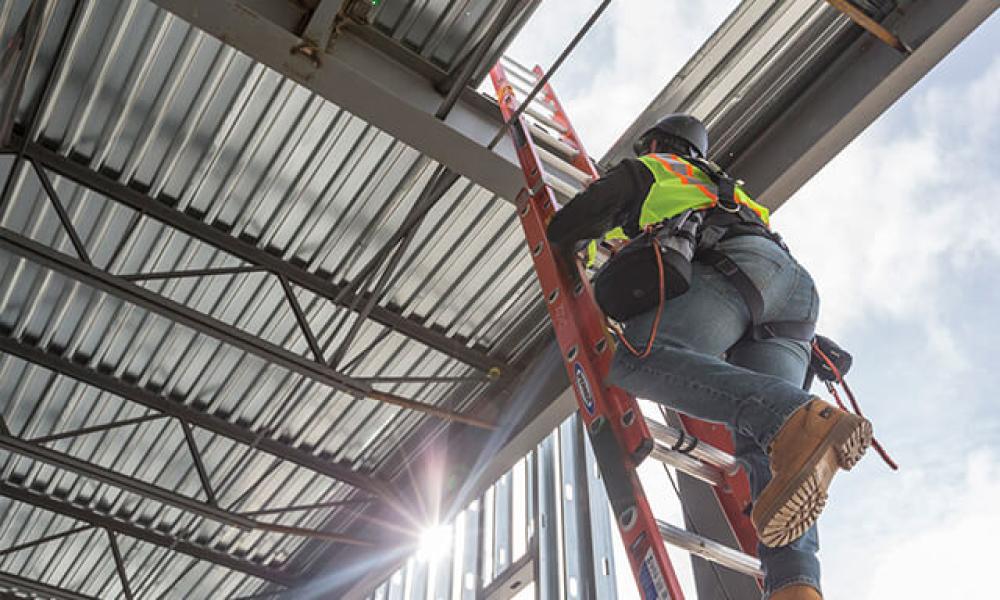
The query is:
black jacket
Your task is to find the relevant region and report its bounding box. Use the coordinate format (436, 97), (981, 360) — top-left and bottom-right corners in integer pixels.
(546, 158), (654, 246)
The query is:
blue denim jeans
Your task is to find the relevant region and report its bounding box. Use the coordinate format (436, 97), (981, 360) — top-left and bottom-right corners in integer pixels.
(606, 234), (821, 598)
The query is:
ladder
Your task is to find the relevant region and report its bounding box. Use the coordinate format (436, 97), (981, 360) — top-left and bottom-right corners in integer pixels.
(489, 57), (762, 599)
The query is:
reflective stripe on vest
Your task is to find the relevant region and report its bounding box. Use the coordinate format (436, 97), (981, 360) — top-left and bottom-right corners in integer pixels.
(587, 154), (771, 264)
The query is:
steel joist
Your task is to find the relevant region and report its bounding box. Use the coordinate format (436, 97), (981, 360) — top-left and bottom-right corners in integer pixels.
(0, 482), (298, 587)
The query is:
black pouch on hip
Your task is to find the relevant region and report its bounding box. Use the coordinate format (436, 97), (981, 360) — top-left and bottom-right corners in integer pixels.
(593, 226), (693, 322)
(810, 334), (853, 381)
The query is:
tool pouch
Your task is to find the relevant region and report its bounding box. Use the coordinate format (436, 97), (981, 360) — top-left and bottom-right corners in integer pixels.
(593, 211), (702, 322)
(810, 334), (853, 381)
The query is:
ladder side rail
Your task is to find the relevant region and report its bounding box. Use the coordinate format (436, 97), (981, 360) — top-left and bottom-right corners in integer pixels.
(532, 65), (599, 178)
(490, 62), (685, 600)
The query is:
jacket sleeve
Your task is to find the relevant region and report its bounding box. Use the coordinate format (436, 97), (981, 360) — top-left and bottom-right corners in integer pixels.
(545, 158), (653, 245)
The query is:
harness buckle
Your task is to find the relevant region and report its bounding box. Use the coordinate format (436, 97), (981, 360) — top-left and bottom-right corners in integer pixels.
(714, 256), (739, 276)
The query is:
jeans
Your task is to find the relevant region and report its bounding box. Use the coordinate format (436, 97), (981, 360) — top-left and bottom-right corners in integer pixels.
(606, 234), (821, 598)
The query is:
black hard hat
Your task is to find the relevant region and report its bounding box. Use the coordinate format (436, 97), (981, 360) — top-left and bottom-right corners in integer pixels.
(633, 114), (709, 158)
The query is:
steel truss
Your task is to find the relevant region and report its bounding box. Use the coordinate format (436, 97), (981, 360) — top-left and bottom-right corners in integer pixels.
(0, 481), (297, 588)
(0, 150), (497, 432)
(0, 0), (541, 597)
(11, 140), (507, 377)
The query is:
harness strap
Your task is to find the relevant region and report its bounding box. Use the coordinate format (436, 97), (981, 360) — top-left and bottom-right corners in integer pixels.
(695, 247), (814, 342)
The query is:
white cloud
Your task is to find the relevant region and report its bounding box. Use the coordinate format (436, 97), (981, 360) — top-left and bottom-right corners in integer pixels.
(776, 55), (1000, 339)
(821, 449), (1000, 599)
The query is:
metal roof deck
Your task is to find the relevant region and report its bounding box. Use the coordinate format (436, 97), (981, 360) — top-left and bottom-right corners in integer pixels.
(1, 0), (993, 598)
(0, 0), (545, 597)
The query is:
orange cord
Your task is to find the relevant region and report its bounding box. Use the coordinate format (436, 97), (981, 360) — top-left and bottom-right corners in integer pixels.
(812, 340), (899, 470)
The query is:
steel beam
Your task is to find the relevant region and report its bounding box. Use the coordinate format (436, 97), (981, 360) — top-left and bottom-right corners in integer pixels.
(0, 334), (396, 500)
(0, 428), (262, 530)
(0, 482), (297, 587)
(0, 569), (98, 600)
(20, 141), (506, 376)
(728, 0), (997, 206)
(149, 0), (525, 202)
(0, 524), (92, 558)
(0, 226), (495, 431)
(28, 414), (167, 444)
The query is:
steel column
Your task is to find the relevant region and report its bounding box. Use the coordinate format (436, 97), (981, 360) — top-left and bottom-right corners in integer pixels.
(18, 141), (506, 376)
(0, 482), (297, 587)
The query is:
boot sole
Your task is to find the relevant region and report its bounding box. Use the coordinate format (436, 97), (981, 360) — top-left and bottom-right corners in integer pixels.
(756, 417), (873, 548)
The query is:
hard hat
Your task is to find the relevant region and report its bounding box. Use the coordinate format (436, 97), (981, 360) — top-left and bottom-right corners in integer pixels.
(633, 114), (709, 158)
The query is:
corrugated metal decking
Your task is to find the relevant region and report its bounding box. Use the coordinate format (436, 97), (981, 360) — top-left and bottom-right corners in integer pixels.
(0, 0), (547, 597)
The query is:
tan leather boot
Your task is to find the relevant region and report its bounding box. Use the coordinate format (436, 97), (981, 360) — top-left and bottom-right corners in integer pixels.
(751, 398), (872, 548)
(770, 584), (822, 599)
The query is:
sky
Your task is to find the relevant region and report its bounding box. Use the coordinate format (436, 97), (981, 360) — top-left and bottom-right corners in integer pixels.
(505, 2), (1000, 599)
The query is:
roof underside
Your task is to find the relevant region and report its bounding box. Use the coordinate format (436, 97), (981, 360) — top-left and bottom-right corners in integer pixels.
(0, 0), (547, 597)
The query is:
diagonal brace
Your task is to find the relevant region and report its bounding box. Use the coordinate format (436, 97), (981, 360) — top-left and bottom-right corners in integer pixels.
(0, 524), (93, 558)
(179, 419), (218, 506)
(106, 530), (134, 600)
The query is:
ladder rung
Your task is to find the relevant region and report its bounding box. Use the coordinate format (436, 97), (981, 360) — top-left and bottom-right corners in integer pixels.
(543, 172), (581, 199)
(656, 520), (763, 578)
(535, 146), (591, 188)
(647, 420), (739, 475)
(649, 443), (725, 487)
(507, 79), (559, 113)
(500, 55), (536, 78)
(532, 125), (580, 161)
(504, 63), (539, 88)
(524, 104), (568, 133)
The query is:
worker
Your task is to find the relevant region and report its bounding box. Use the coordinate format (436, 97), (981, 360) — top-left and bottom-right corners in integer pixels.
(546, 114), (873, 600)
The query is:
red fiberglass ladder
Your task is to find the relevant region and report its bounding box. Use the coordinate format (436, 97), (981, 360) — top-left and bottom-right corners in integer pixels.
(489, 57), (763, 598)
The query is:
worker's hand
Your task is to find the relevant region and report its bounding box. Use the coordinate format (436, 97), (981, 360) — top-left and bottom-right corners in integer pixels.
(551, 241), (582, 286)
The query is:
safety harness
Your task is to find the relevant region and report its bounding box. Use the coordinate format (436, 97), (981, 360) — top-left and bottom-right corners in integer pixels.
(685, 156), (816, 343)
(597, 159), (898, 470)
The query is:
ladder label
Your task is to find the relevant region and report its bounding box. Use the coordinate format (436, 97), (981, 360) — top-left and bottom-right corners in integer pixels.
(573, 363), (596, 415)
(639, 547), (670, 599)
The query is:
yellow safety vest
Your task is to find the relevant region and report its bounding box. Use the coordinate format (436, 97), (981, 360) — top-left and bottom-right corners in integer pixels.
(588, 153), (770, 264)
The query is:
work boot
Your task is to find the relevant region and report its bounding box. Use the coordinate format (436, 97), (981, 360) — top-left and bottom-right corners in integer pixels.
(769, 584), (822, 599)
(751, 398), (872, 548)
